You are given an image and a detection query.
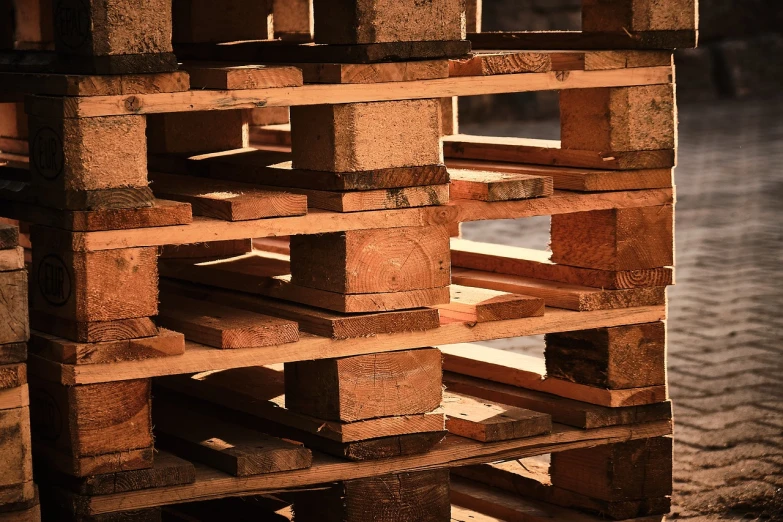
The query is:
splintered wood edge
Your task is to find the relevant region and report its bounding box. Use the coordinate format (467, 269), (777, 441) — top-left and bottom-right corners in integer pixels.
(30, 305), (666, 385)
(80, 420), (672, 515)
(26, 67), (673, 118)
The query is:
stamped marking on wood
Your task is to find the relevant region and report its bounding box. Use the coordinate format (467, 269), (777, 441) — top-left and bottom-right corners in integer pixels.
(32, 127), (64, 180)
(37, 254), (72, 307)
(55, 0), (91, 49)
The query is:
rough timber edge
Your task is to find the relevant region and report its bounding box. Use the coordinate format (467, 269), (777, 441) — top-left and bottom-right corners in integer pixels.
(49, 188), (674, 252)
(29, 304), (666, 386)
(24, 66), (673, 118)
(75, 420), (672, 516)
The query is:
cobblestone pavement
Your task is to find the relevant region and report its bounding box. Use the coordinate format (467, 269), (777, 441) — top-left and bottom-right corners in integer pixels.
(461, 97), (783, 520)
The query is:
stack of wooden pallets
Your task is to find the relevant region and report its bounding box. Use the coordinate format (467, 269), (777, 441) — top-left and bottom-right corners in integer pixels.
(0, 0), (697, 520)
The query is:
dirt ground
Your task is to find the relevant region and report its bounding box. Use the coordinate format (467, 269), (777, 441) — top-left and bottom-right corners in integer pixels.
(461, 96), (783, 520)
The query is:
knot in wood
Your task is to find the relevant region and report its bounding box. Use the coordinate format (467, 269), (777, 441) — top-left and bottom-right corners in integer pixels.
(124, 96), (142, 112)
(555, 71), (570, 82)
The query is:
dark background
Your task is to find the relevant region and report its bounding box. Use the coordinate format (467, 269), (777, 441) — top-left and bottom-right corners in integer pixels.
(460, 0), (783, 124)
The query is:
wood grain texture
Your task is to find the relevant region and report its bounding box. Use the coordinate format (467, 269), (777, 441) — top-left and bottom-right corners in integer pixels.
(451, 239), (674, 289)
(443, 135), (675, 170)
(291, 100), (442, 172)
(452, 268), (667, 311)
(149, 172), (307, 221)
(545, 322), (667, 389)
(31, 443), (153, 477)
(550, 206), (674, 271)
(285, 349), (443, 422)
(28, 328), (185, 365)
(0, 270), (29, 345)
(443, 392), (552, 442)
(290, 226), (451, 294)
(439, 285), (545, 323)
(183, 63), (302, 89)
(0, 343), (27, 366)
(161, 279), (440, 340)
(0, 364), (26, 391)
(29, 312), (158, 343)
(297, 60), (449, 84)
(449, 52), (552, 76)
(449, 168), (553, 201)
(280, 184), (450, 213)
(0, 71), (189, 97)
(442, 344), (667, 407)
(157, 293), (299, 349)
(0, 406), (33, 501)
(0, 224), (19, 248)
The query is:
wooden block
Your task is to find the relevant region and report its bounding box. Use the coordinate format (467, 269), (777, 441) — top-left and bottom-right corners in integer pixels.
(313, 0), (464, 44)
(249, 107), (289, 126)
(0, 343), (27, 365)
(31, 228), (158, 323)
(582, 0), (697, 33)
(182, 63), (303, 90)
(161, 279), (441, 340)
(29, 311), (158, 343)
(451, 239), (675, 289)
(439, 96), (458, 136)
(451, 268), (667, 312)
(0, 224), (19, 248)
(178, 148), (450, 190)
(173, 0), (273, 43)
(28, 114), (148, 193)
(448, 168), (553, 201)
(29, 378), (152, 459)
(53, 0), (173, 60)
(550, 206), (674, 271)
(443, 372), (673, 429)
(438, 285), (544, 323)
(455, 461), (671, 520)
(297, 60), (449, 84)
(550, 437), (673, 501)
(160, 239), (253, 259)
(0, 270), (29, 345)
(290, 226), (450, 294)
(28, 328), (185, 365)
(146, 110), (248, 155)
(545, 322), (666, 389)
(38, 450), (195, 496)
(442, 344), (667, 407)
(0, 407), (33, 503)
(584, 50), (673, 71)
(0, 246), (24, 271)
(160, 252), (451, 313)
(0, 364), (26, 391)
(442, 392), (551, 442)
(149, 172), (307, 221)
(153, 395), (312, 477)
(291, 100), (442, 172)
(157, 294), (299, 349)
(285, 348), (443, 422)
(449, 52), (551, 76)
(32, 442), (153, 477)
(294, 469), (451, 522)
(273, 0), (313, 39)
(443, 135), (675, 170)
(560, 85), (676, 152)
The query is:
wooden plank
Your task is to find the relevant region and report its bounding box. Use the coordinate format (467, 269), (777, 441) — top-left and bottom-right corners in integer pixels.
(67, 420), (673, 516)
(28, 329), (185, 365)
(153, 395), (312, 477)
(444, 373), (672, 429)
(444, 135), (675, 170)
(442, 392), (551, 442)
(32, 305), (668, 386)
(584, 51), (673, 71)
(160, 239), (252, 259)
(157, 369), (445, 443)
(449, 168), (553, 201)
(439, 285), (544, 323)
(149, 172), (308, 221)
(282, 184), (450, 213)
(0, 384), (29, 411)
(452, 268), (667, 311)
(290, 226), (451, 294)
(551, 206), (674, 271)
(161, 253), (451, 313)
(157, 294), (299, 349)
(0, 71), (190, 96)
(31, 442), (153, 477)
(546, 323), (667, 390)
(147, 110), (248, 155)
(182, 63), (303, 89)
(297, 60), (449, 84)
(449, 52), (552, 76)
(451, 239), (674, 289)
(0, 406), (33, 504)
(444, 159), (673, 192)
(0, 270), (28, 345)
(0, 343), (27, 366)
(442, 344), (667, 407)
(285, 349), (443, 422)
(161, 279), (441, 340)
(0, 246), (23, 271)
(467, 30), (697, 50)
(24, 67), (674, 118)
(29, 312), (158, 344)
